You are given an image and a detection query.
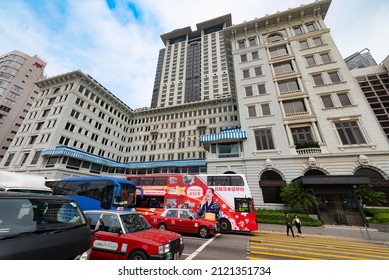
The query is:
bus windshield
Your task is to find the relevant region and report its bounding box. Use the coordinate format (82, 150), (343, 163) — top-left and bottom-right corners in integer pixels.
(113, 183), (137, 208)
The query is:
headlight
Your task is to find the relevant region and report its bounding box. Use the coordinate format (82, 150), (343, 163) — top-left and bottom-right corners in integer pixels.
(180, 237), (183, 245)
(158, 243), (170, 254)
(75, 249), (91, 260)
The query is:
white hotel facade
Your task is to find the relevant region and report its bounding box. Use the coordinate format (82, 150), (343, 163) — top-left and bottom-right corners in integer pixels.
(1, 0), (389, 221)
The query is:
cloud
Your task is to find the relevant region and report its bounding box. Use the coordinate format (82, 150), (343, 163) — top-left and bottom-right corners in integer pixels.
(0, 0), (388, 109)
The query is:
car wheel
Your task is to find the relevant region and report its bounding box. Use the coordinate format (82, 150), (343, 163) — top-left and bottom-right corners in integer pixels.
(128, 250), (148, 260)
(158, 223), (167, 230)
(199, 226), (210, 238)
(219, 218), (231, 234)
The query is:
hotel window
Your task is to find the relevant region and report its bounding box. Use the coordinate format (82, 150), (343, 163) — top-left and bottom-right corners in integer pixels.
(248, 105), (256, 117)
(238, 40), (246, 49)
(243, 69), (250, 78)
(320, 53), (331, 64)
(30, 151), (41, 165)
(321, 95), (335, 108)
(291, 127), (314, 144)
(338, 92), (352, 106)
(252, 51), (259, 60)
(283, 99), (306, 115)
(249, 37), (257, 46)
(4, 153), (15, 167)
(306, 22), (316, 32)
(20, 153), (30, 166)
(245, 86), (253, 97)
(269, 45), (288, 58)
(306, 56), (316, 66)
(329, 72), (341, 83)
(293, 26), (304, 35)
(313, 74), (325, 86)
(300, 40), (309, 49)
(254, 66), (262, 76)
(278, 79), (299, 93)
(257, 84), (266, 94)
(261, 103), (271, 116)
(240, 54), (247, 62)
(313, 37), (323, 46)
(254, 128), (275, 150)
(334, 120), (366, 145)
(273, 61), (293, 74)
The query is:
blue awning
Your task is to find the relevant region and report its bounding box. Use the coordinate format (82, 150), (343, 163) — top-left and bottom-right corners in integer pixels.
(200, 128), (247, 143)
(41, 146), (206, 168)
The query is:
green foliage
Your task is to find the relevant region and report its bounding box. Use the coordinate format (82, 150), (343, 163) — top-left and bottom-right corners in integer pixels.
(364, 208), (389, 225)
(280, 182), (319, 213)
(356, 186), (388, 206)
(294, 140), (319, 149)
(256, 209), (322, 227)
(369, 213), (389, 224)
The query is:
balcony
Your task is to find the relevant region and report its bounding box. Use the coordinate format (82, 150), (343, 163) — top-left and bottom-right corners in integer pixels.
(296, 147), (322, 155)
(294, 141), (321, 155)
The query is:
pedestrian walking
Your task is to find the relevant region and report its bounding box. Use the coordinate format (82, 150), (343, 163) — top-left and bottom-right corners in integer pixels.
(293, 215), (304, 237)
(284, 213), (295, 237)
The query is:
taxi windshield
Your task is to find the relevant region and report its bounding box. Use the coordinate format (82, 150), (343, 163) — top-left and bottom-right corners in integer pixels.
(120, 213), (151, 233)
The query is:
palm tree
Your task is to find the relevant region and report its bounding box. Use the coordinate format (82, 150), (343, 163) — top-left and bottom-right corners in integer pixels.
(280, 182), (319, 213)
(356, 185), (388, 206)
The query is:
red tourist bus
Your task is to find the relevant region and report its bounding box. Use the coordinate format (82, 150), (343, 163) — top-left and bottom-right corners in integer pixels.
(126, 174), (258, 233)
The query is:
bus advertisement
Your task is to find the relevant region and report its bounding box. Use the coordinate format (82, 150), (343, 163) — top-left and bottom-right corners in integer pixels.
(126, 174), (258, 233)
(52, 177), (142, 211)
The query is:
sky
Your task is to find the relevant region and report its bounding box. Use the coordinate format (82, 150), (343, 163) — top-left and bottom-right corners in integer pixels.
(0, 0), (388, 109)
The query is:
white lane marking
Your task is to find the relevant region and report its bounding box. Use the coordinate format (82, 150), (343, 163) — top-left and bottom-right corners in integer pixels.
(185, 233), (220, 260)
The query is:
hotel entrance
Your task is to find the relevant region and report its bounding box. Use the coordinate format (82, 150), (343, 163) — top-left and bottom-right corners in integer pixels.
(292, 175), (371, 226)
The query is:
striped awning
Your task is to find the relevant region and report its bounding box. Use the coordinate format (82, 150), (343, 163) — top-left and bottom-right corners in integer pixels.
(41, 146), (206, 168)
(200, 127), (247, 143)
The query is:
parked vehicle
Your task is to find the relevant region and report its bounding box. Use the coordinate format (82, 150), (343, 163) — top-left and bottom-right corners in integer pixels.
(0, 170), (52, 195)
(0, 192), (92, 260)
(84, 209), (184, 260)
(149, 208), (219, 238)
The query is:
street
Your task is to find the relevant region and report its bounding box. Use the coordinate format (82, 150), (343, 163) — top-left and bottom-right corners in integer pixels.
(179, 230), (389, 260)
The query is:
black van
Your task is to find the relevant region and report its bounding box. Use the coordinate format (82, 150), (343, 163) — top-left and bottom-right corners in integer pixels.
(0, 192), (92, 260)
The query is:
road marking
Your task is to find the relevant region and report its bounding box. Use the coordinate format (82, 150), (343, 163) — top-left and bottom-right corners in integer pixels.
(185, 233), (220, 260)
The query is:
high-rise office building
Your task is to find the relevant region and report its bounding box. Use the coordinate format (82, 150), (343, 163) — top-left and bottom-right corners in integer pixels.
(344, 48), (378, 70)
(0, 50), (46, 160)
(351, 55), (389, 141)
(150, 15), (234, 108)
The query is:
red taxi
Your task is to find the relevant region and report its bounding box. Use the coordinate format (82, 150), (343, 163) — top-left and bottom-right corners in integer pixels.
(84, 210), (184, 260)
(148, 208), (219, 238)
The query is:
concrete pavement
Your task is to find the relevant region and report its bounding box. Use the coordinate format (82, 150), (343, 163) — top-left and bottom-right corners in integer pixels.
(257, 223), (389, 244)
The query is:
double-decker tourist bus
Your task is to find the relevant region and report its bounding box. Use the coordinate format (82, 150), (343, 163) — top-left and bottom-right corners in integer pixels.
(126, 174), (258, 233)
(51, 176), (142, 211)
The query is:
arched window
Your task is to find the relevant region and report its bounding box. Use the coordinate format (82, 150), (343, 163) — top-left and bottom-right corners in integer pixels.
(267, 33), (283, 43)
(260, 170), (285, 203)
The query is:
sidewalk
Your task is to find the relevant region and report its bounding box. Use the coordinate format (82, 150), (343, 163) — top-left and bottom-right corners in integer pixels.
(258, 223), (389, 245)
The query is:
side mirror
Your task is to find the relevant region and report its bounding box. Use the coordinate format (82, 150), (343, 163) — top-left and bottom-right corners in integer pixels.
(189, 216), (194, 220)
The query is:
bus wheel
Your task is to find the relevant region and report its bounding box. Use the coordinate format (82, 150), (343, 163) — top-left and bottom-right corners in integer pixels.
(128, 250), (148, 260)
(198, 226), (210, 238)
(158, 223), (167, 230)
(219, 218), (231, 234)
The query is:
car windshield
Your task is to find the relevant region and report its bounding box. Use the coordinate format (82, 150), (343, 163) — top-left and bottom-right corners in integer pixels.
(120, 213), (151, 233)
(0, 198), (87, 238)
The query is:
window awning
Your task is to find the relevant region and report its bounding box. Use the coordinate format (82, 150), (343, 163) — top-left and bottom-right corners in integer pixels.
(200, 128), (247, 143)
(41, 146), (206, 168)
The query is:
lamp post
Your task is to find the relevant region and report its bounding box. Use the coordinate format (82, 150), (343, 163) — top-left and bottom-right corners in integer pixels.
(353, 185), (371, 240)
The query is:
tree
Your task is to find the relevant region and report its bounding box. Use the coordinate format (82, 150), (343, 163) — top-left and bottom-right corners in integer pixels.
(356, 185), (388, 206)
(280, 182), (319, 213)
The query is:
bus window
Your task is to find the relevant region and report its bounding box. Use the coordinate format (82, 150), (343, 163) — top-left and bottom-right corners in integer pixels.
(139, 177), (154, 185)
(136, 196), (164, 208)
(230, 176), (244, 186)
(234, 198), (253, 212)
(153, 177), (168, 186)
